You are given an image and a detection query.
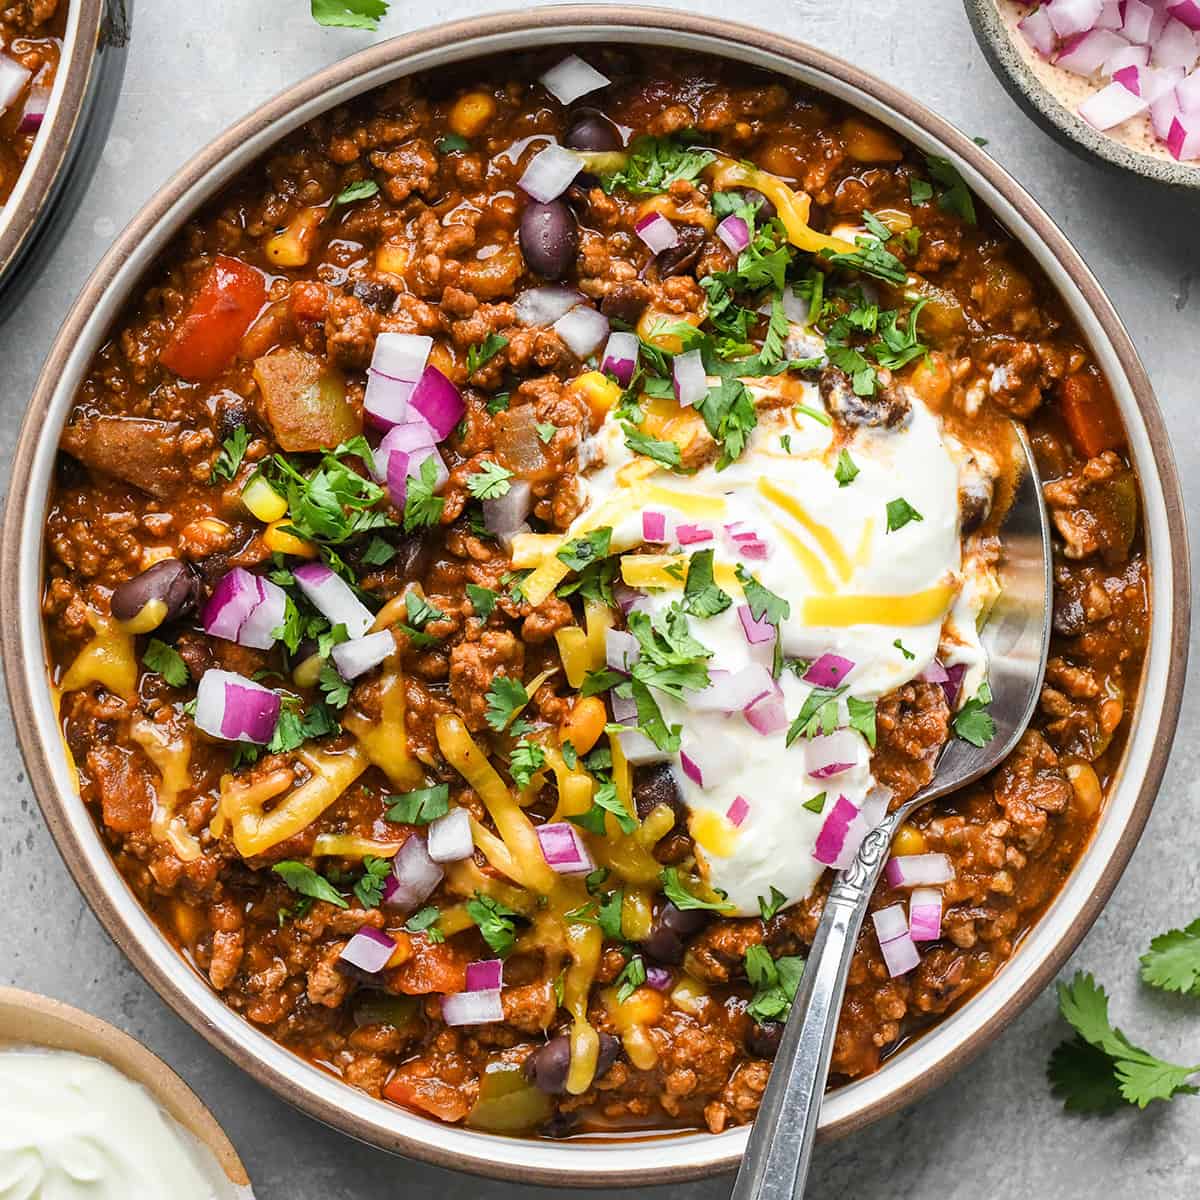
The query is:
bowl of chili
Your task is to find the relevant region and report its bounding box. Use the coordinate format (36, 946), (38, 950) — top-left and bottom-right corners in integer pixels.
(0, 0), (129, 318)
(0, 6), (1190, 1185)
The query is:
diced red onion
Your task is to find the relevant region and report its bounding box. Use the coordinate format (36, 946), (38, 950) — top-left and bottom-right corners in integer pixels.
(943, 663), (967, 709)
(194, 669), (281, 744)
(17, 83), (49, 133)
(1047, 0), (1104, 37)
(884, 852), (955, 888)
(1096, 0), (1123, 29)
(465, 958), (504, 991)
(1172, 0), (1200, 30)
(1138, 63), (1185, 102)
(613, 582), (640, 614)
(553, 305), (609, 357)
(634, 211), (679, 254)
(484, 479), (533, 539)
(744, 686), (788, 736)
(642, 510), (668, 543)
(536, 821), (596, 874)
(726, 795), (750, 827)
(605, 628), (639, 672)
(426, 807), (473, 863)
(442, 988), (503, 1026)
(293, 562), (373, 639)
(515, 285), (583, 327)
(370, 419), (437, 482)
(382, 834), (444, 912)
(803, 653), (855, 689)
(678, 740), (738, 789)
(0, 56), (30, 115)
(539, 55), (611, 104)
(1019, 5), (1057, 55)
(338, 926), (396, 977)
(1122, 0), (1154, 42)
(617, 727), (673, 765)
(738, 604), (775, 646)
(409, 366), (465, 440)
(872, 902), (909, 943)
(689, 664), (775, 713)
(1055, 28), (1128, 74)
(812, 794), (860, 866)
(878, 929), (921, 977)
(1107, 42), (1151, 72)
(645, 965), (673, 991)
(805, 729), (861, 780)
(519, 144), (582, 203)
(675, 523), (712, 545)
(330, 629), (394, 680)
(1152, 87), (1183, 135)
(600, 331), (639, 386)
(715, 213), (750, 255)
(737, 538), (771, 561)
(1152, 17), (1200, 68)
(858, 784), (893, 831)
(202, 568), (287, 651)
(908, 888), (944, 942)
(1079, 79), (1149, 127)
(371, 332), (431, 380)
(1177, 67), (1200, 110)
(919, 659), (949, 685)
(363, 369), (415, 431)
(1167, 111), (1200, 155)
(387, 443), (448, 511)
(610, 689), (638, 725)
(673, 348), (707, 407)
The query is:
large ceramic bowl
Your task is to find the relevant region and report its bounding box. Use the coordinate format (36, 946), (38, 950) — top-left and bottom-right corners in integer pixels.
(0, 0), (129, 317)
(0, 7), (1190, 1186)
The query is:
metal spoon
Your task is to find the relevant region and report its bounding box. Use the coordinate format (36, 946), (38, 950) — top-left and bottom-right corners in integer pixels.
(730, 423), (1052, 1200)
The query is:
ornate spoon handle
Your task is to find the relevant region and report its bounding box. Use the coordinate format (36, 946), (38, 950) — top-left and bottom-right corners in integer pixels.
(728, 812), (901, 1200)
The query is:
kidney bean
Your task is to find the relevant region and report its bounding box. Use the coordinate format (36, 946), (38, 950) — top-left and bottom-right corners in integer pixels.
(564, 109), (622, 152)
(525, 1032), (621, 1094)
(110, 559), (200, 630)
(519, 199), (579, 281)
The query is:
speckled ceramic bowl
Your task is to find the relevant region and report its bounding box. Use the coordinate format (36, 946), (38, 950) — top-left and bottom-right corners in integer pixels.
(0, 6), (1191, 1187)
(0, 986), (253, 1196)
(965, 0), (1200, 188)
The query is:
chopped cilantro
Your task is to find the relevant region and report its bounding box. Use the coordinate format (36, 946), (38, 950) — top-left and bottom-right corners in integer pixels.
(659, 867), (733, 912)
(509, 740), (546, 789)
(352, 856), (392, 908)
(834, 449), (859, 487)
(758, 886), (788, 922)
(466, 891), (520, 957)
(319, 661), (351, 709)
(735, 564), (790, 626)
(385, 784), (450, 824)
(273, 861), (347, 908)
(822, 235), (908, 285)
(780, 433), (792, 454)
(210, 425), (250, 484)
(847, 695), (877, 749)
(745, 945), (805, 1023)
(403, 456), (445, 532)
(598, 135), (714, 196)
(695, 375), (757, 470)
(465, 459), (513, 501)
(623, 422), (683, 469)
(334, 179), (379, 205)
(802, 792), (827, 814)
(894, 638), (915, 661)
(886, 497), (924, 532)
(794, 403), (833, 427)
(271, 436), (391, 545)
(466, 583), (497, 620)
(404, 905), (445, 942)
(616, 955), (647, 1004)
(683, 548), (732, 619)
(466, 333), (508, 374)
(486, 391), (510, 415)
(560, 740), (579, 770)
(786, 685), (846, 746)
(361, 535), (395, 566)
(925, 154), (977, 225)
(570, 779), (637, 836)
(311, 0), (388, 28)
(536, 421), (557, 444)
(143, 638), (189, 688)
(910, 177), (934, 206)
(436, 134), (471, 154)
(484, 675), (531, 732)
(953, 681), (996, 747)
(826, 343), (878, 397)
(556, 527), (612, 573)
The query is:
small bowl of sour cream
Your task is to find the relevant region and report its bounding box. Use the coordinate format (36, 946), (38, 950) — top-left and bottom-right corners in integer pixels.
(965, 0), (1200, 188)
(0, 987), (253, 1200)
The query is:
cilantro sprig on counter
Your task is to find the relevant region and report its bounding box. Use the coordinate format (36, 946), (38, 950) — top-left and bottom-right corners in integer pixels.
(311, 0), (389, 29)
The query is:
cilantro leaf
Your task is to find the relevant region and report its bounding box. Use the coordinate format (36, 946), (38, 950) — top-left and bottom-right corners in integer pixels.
(597, 888), (624, 940)
(745, 945), (805, 1022)
(466, 459), (514, 501)
(953, 682), (996, 747)
(273, 861), (348, 909)
(557, 527), (612, 573)
(580, 667), (625, 697)
(385, 784), (450, 824)
(847, 696), (877, 749)
(467, 333), (508, 374)
(509, 739), (546, 789)
(352, 855), (392, 908)
(466, 891), (520, 957)
(695, 376), (757, 470)
(536, 421), (557, 444)
(802, 792), (827, 814)
(629, 676), (681, 753)
(616, 955), (647, 1003)
(623, 422), (683, 469)
(894, 638), (915, 661)
(311, 0), (387, 27)
(404, 905), (445, 941)
(886, 497), (924, 532)
(826, 343), (878, 397)
(271, 438), (391, 545)
(334, 179), (379, 205)
(466, 583), (497, 620)
(1140, 919), (1200, 997)
(925, 154), (977, 225)
(910, 177), (934, 206)
(834, 449), (859, 487)
(210, 425), (250, 483)
(758, 886), (788, 922)
(485, 675), (531, 732)
(870, 302), (928, 371)
(659, 867), (733, 912)
(570, 779), (637, 836)
(361, 535), (395, 566)
(758, 294), (790, 370)
(436, 134), (470, 154)
(402, 456), (446, 532)
(735, 564), (790, 626)
(319, 660), (351, 709)
(598, 135), (714, 196)
(786, 685), (846, 746)
(1048, 1037), (1127, 1114)
(143, 638), (189, 688)
(683, 548), (732, 619)
(404, 590), (445, 631)
(822, 235), (908, 285)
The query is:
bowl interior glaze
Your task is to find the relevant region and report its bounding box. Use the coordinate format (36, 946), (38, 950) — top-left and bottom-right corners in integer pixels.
(0, 9), (1189, 1185)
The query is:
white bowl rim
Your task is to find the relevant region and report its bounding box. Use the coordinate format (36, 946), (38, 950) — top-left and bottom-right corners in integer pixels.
(1, 7), (1190, 1186)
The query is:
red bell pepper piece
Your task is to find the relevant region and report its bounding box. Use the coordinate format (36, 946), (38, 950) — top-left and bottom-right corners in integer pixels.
(159, 255), (267, 381)
(1058, 371), (1125, 459)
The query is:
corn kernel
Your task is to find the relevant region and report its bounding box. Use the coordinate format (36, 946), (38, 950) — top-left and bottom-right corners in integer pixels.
(375, 240), (409, 276)
(572, 370), (622, 422)
(448, 91), (496, 139)
(264, 519), (318, 558)
(265, 206), (326, 268)
(1066, 762), (1103, 817)
(892, 824), (927, 856)
(241, 475), (288, 523)
(841, 117), (904, 163)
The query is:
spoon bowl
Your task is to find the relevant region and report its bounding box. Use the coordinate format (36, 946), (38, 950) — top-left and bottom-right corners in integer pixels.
(731, 422), (1052, 1200)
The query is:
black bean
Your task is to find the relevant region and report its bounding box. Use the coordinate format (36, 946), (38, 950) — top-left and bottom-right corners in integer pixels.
(525, 1032), (621, 1094)
(655, 224), (706, 278)
(564, 109), (622, 152)
(632, 763), (684, 822)
(640, 901), (709, 964)
(350, 279), (398, 313)
(519, 199), (578, 281)
(747, 1020), (783, 1059)
(110, 559), (200, 630)
(217, 395), (250, 441)
(600, 281), (651, 325)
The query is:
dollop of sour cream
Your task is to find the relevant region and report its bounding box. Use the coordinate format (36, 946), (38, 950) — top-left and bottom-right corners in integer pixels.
(566, 352), (997, 915)
(0, 1048), (249, 1200)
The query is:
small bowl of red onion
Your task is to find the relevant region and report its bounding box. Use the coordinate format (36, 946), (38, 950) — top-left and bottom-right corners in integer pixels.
(965, 0), (1200, 187)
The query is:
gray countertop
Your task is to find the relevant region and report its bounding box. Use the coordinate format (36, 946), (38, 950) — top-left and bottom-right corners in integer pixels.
(2, 0), (1198, 1195)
